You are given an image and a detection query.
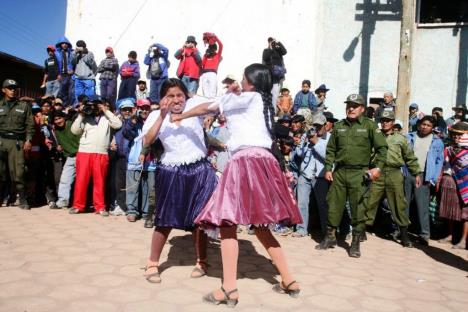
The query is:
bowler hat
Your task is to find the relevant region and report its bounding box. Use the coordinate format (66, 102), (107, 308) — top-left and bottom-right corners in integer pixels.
(323, 111), (338, 123)
(315, 84), (330, 94)
(186, 35), (197, 44)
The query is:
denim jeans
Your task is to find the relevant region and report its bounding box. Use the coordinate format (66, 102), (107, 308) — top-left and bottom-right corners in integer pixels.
(74, 79), (95, 102)
(99, 79), (117, 106)
(296, 175), (315, 235)
(149, 78), (165, 103)
(118, 77), (138, 100)
(46, 80), (60, 97)
(181, 76), (199, 95)
(126, 170), (155, 218)
(58, 74), (75, 107)
(404, 175), (431, 239)
(57, 156), (76, 207)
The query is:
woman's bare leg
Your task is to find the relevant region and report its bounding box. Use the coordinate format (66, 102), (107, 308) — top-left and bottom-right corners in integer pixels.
(146, 227), (172, 274)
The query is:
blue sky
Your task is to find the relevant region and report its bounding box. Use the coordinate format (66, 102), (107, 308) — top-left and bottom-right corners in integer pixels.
(0, 0), (66, 66)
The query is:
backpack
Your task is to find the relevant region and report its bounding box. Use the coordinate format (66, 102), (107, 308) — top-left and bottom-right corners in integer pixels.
(149, 58), (162, 79)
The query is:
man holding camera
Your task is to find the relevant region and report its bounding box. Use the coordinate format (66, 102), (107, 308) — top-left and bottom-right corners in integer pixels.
(262, 37), (287, 111)
(0, 79), (34, 209)
(175, 36), (202, 95)
(364, 110), (420, 248)
(70, 95), (122, 215)
(72, 40), (97, 104)
(317, 94), (388, 258)
(144, 43), (169, 104)
(292, 114), (331, 238)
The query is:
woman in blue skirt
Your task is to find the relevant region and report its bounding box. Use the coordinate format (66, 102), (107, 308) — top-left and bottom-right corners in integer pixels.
(142, 78), (218, 283)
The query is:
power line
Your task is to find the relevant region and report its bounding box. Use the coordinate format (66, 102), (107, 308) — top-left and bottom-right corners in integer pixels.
(0, 10), (52, 43)
(113, 0), (149, 48)
(0, 20), (45, 51)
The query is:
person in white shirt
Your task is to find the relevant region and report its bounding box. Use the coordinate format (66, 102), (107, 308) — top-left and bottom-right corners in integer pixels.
(142, 79), (217, 284)
(69, 95), (122, 216)
(173, 63), (302, 306)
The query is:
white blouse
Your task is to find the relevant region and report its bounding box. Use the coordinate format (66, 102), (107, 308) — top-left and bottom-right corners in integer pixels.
(142, 97), (207, 166)
(214, 92), (272, 152)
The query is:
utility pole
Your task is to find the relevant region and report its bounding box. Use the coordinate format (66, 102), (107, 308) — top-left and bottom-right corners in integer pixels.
(395, 0), (415, 133)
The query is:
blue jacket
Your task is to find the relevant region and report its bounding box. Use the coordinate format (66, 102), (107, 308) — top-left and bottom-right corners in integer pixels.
(54, 36), (74, 74)
(292, 133), (330, 179)
(406, 132), (444, 185)
(293, 91), (317, 113)
(144, 43), (169, 79)
(114, 118), (132, 158)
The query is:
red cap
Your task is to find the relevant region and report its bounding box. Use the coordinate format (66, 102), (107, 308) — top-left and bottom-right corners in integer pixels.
(136, 98), (151, 107)
(47, 45), (55, 52)
(105, 46), (113, 53)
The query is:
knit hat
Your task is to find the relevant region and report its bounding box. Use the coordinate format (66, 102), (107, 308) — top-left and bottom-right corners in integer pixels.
(46, 45), (55, 52)
(105, 46), (113, 53)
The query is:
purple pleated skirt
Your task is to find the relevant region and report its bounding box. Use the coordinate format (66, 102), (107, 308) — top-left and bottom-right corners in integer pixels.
(154, 158), (217, 231)
(195, 147), (302, 230)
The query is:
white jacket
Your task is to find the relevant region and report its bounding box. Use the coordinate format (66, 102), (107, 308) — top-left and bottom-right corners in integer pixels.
(71, 110), (122, 154)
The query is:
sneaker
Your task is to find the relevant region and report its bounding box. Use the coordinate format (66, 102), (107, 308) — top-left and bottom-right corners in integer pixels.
(48, 201), (60, 209)
(69, 208), (82, 214)
(247, 227), (255, 235)
(98, 210), (109, 217)
(110, 206), (126, 216)
(127, 214), (137, 222)
(291, 232), (307, 238)
(144, 219), (154, 228)
(236, 226), (243, 233)
(56, 200), (68, 208)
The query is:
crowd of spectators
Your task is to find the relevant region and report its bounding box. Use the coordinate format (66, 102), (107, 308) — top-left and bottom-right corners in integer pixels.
(1, 33), (467, 251)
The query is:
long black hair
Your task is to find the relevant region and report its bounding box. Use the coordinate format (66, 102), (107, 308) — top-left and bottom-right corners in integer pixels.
(159, 78), (190, 99)
(244, 63), (285, 170)
(244, 63), (275, 138)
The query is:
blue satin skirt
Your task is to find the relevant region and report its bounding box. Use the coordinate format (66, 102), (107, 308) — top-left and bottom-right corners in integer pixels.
(154, 158), (217, 231)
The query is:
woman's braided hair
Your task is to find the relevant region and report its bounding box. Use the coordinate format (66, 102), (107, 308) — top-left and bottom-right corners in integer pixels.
(244, 63), (285, 170)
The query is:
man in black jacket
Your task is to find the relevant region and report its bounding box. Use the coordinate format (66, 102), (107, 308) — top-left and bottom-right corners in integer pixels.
(262, 37), (287, 113)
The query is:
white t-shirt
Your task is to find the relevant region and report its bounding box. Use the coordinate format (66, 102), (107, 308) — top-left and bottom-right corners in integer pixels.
(414, 134), (432, 171)
(142, 97), (207, 166)
(213, 92), (272, 152)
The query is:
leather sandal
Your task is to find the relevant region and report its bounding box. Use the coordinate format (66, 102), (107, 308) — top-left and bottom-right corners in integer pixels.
(202, 287), (238, 308)
(144, 265), (161, 283)
(190, 260), (208, 278)
(272, 280), (300, 298)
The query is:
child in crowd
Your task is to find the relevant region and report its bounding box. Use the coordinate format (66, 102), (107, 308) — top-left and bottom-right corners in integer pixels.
(118, 51), (140, 100)
(276, 87), (293, 117)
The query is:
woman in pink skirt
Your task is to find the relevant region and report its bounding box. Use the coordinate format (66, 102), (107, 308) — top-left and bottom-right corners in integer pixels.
(173, 63), (302, 307)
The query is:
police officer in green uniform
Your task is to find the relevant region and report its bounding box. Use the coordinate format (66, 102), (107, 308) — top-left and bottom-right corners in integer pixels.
(316, 94), (387, 258)
(0, 79), (34, 209)
(364, 110), (421, 248)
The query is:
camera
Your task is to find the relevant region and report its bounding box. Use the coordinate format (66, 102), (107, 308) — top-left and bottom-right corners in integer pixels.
(82, 100), (98, 116)
(364, 171), (373, 181)
(306, 127), (317, 138)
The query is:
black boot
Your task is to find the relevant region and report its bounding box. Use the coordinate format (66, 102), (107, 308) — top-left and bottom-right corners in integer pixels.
(360, 231), (367, 242)
(17, 191), (30, 210)
(349, 231), (361, 258)
(399, 227), (413, 248)
(315, 227), (337, 250)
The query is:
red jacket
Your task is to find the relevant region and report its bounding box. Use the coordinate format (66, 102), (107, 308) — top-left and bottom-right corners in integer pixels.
(202, 39), (223, 73)
(175, 47), (201, 79)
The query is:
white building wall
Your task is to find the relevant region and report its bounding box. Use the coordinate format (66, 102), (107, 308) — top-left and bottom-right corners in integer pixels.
(65, 0), (467, 120)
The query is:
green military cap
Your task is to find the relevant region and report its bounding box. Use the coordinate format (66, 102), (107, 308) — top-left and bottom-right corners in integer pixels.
(381, 110), (395, 120)
(344, 93), (365, 106)
(2, 79), (18, 88)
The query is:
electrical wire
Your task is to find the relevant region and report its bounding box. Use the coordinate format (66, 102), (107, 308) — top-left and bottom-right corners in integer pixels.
(0, 10), (51, 44)
(113, 0), (149, 48)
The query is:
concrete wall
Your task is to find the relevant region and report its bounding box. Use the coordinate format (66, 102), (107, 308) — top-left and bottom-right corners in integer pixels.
(65, 0), (467, 119)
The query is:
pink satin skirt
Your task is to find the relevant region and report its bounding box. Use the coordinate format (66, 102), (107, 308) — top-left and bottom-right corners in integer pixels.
(195, 147), (302, 229)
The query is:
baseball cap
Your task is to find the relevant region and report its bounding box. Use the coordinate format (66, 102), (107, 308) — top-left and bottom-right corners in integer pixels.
(381, 110), (395, 120)
(47, 45), (56, 52)
(136, 98), (151, 107)
(105, 46), (113, 53)
(278, 114), (292, 123)
(409, 103), (418, 109)
(117, 98), (135, 109)
(222, 74), (237, 84)
(344, 94), (365, 106)
(311, 114), (327, 125)
(2, 79), (18, 88)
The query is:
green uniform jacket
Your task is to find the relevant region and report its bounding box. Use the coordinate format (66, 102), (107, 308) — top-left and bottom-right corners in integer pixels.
(325, 115), (387, 171)
(0, 97), (35, 141)
(384, 131), (420, 175)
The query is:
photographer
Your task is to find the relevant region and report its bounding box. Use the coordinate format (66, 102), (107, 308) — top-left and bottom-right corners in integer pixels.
(291, 114), (331, 239)
(262, 37), (287, 110)
(174, 36), (202, 94)
(144, 43), (169, 104)
(72, 40), (97, 103)
(70, 95), (122, 216)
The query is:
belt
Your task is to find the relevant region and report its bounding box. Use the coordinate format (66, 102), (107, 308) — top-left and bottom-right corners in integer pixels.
(0, 132), (25, 140)
(336, 165), (368, 170)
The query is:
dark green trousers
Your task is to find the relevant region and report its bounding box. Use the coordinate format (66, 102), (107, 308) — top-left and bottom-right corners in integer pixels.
(0, 138), (26, 194)
(327, 168), (369, 232)
(365, 168), (410, 227)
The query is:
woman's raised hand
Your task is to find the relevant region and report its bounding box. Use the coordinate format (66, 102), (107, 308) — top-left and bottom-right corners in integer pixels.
(159, 96), (170, 119)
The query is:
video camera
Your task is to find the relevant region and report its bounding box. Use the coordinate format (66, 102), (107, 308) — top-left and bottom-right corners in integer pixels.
(81, 96), (102, 116)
